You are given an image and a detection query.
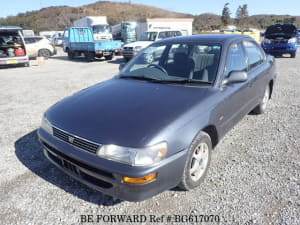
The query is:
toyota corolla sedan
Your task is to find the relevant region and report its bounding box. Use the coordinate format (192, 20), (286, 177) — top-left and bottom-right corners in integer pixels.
(38, 34), (277, 201)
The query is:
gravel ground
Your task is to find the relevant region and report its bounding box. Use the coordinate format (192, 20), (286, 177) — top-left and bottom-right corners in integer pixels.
(0, 49), (299, 225)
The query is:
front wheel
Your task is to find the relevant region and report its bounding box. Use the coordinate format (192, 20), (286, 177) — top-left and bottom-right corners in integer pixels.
(291, 52), (296, 58)
(178, 131), (212, 190)
(252, 85), (270, 114)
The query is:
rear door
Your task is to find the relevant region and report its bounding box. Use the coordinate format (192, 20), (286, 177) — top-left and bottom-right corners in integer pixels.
(243, 41), (270, 109)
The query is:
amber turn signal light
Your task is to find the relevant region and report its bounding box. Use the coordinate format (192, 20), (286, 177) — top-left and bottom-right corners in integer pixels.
(123, 173), (157, 184)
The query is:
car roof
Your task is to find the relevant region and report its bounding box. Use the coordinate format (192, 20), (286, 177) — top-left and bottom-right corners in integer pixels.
(156, 34), (253, 45)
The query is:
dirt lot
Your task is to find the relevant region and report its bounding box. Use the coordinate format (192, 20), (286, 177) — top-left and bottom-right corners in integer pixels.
(0, 48), (299, 225)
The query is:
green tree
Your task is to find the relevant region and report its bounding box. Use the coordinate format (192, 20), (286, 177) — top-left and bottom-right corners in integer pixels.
(221, 3), (231, 26)
(236, 4), (249, 28)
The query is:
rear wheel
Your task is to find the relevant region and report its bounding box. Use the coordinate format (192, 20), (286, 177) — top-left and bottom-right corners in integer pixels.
(38, 49), (51, 59)
(67, 50), (74, 59)
(104, 54), (114, 60)
(178, 131), (212, 190)
(252, 85), (270, 114)
(85, 52), (95, 62)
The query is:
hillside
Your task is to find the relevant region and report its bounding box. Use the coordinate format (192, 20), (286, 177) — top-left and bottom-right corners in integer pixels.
(0, 1), (299, 33)
(0, 1), (191, 32)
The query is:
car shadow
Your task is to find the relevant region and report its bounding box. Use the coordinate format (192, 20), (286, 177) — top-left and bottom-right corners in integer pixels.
(14, 129), (122, 206)
(107, 57), (126, 64)
(50, 55), (106, 63)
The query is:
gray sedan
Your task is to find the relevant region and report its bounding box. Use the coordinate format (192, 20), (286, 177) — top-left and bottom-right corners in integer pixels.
(38, 34), (277, 201)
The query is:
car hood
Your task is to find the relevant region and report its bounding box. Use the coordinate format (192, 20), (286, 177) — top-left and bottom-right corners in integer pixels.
(265, 24), (297, 39)
(46, 78), (215, 147)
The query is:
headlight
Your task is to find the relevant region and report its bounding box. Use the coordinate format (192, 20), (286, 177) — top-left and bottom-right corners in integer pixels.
(41, 115), (53, 135)
(288, 37), (297, 43)
(96, 142), (167, 166)
(264, 39), (271, 44)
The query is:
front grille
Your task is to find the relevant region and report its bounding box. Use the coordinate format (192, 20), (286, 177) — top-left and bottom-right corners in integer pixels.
(53, 127), (100, 154)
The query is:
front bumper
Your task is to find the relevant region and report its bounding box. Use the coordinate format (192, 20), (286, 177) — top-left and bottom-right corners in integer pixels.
(262, 42), (297, 54)
(38, 128), (188, 201)
(122, 49), (138, 59)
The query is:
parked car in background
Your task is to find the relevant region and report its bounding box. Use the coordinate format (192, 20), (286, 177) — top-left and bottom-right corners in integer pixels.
(38, 34), (277, 201)
(122, 30), (183, 61)
(52, 37), (63, 46)
(24, 36), (56, 59)
(261, 23), (298, 58)
(0, 26), (29, 67)
(297, 29), (300, 44)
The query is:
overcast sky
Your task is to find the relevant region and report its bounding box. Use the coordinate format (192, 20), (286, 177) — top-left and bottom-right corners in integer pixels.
(1, 0), (300, 18)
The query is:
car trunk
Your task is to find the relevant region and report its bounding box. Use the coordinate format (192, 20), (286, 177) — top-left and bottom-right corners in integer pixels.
(0, 30), (27, 58)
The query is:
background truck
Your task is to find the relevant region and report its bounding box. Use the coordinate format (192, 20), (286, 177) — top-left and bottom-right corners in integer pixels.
(74, 16), (112, 41)
(135, 18), (193, 40)
(63, 27), (121, 61)
(122, 18), (193, 61)
(112, 21), (137, 44)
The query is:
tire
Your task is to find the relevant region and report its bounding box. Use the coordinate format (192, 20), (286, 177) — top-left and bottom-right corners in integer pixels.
(252, 85), (270, 115)
(23, 62), (30, 67)
(38, 49), (51, 59)
(104, 54), (113, 60)
(85, 52), (95, 62)
(67, 50), (74, 59)
(178, 131), (212, 190)
(291, 52), (296, 58)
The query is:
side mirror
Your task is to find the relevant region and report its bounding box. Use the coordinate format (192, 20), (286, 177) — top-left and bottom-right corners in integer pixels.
(223, 71), (248, 85)
(119, 63), (126, 71)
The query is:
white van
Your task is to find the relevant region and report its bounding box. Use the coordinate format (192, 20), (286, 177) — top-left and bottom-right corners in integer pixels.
(0, 26), (29, 67)
(122, 30), (182, 61)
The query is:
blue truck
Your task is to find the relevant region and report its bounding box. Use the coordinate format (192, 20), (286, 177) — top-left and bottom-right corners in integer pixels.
(261, 23), (298, 58)
(62, 27), (122, 61)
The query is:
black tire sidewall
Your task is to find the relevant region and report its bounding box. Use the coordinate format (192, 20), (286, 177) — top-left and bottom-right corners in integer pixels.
(179, 131), (212, 190)
(38, 49), (51, 59)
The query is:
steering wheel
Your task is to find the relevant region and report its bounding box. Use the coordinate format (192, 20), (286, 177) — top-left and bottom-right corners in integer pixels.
(147, 64), (168, 76)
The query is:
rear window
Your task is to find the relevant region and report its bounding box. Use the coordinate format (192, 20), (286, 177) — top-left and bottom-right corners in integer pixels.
(0, 32), (23, 46)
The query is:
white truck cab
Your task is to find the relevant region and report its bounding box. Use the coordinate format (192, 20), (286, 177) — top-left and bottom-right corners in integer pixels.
(122, 30), (182, 61)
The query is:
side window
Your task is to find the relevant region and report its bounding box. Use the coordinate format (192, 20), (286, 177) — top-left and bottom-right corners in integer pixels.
(243, 41), (264, 69)
(225, 43), (247, 76)
(63, 30), (69, 38)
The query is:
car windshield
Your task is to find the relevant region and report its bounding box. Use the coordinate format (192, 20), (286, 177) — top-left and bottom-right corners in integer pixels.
(139, 32), (158, 41)
(93, 25), (110, 34)
(119, 42), (222, 85)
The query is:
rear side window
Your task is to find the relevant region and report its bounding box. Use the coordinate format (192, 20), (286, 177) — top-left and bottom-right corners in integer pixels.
(225, 43), (247, 76)
(243, 41), (264, 69)
(24, 38), (35, 44)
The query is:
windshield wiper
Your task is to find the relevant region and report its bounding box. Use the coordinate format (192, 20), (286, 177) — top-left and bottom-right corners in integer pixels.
(159, 79), (212, 85)
(119, 75), (162, 82)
